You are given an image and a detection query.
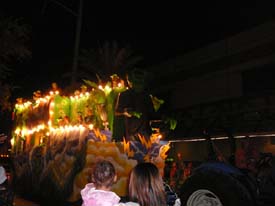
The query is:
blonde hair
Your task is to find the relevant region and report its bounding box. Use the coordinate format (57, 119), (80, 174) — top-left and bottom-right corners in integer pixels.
(128, 162), (166, 206)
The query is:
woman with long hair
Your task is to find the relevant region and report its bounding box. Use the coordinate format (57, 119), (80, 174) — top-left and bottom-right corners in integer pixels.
(123, 162), (167, 206)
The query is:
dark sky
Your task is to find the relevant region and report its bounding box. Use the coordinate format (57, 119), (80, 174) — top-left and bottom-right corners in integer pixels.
(2, 1), (275, 96)
(1, 0), (274, 134)
(34, 1), (275, 62)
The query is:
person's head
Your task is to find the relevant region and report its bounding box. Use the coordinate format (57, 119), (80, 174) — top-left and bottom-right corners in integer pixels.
(128, 162), (166, 206)
(91, 160), (117, 190)
(187, 162), (193, 168)
(0, 166), (7, 184)
(172, 162), (177, 168)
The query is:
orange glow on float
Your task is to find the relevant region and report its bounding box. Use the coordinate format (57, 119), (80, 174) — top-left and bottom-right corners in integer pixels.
(123, 138), (134, 157)
(88, 124), (94, 130)
(10, 76), (172, 202)
(12, 77), (151, 158)
(159, 142), (170, 159)
(138, 134), (152, 149)
(93, 128), (107, 142)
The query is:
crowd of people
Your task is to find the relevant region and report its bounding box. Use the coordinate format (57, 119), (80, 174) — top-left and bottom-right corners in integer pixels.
(81, 160), (181, 206)
(167, 161), (193, 192)
(163, 153), (195, 193)
(78, 137), (275, 206)
(1, 152), (274, 206)
(1, 159), (182, 206)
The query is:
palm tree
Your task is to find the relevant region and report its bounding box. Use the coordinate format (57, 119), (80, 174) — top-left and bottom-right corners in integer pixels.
(0, 15), (31, 69)
(0, 15), (31, 112)
(0, 14), (31, 139)
(76, 41), (175, 140)
(78, 41), (143, 82)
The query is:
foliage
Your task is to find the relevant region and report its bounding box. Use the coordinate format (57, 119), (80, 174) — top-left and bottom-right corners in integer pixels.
(0, 15), (31, 64)
(0, 82), (12, 112)
(0, 15), (31, 112)
(165, 117), (177, 130)
(78, 41), (143, 81)
(127, 68), (153, 93)
(84, 77), (128, 133)
(150, 94), (164, 112)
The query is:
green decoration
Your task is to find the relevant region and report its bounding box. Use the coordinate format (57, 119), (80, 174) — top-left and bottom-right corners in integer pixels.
(150, 94), (164, 112)
(129, 111), (142, 119)
(83, 80), (98, 89)
(169, 118), (177, 130)
(53, 95), (71, 126)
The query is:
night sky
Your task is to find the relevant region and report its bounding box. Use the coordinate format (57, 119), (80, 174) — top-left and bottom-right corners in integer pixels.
(1, 1), (275, 96)
(1, 0), (275, 135)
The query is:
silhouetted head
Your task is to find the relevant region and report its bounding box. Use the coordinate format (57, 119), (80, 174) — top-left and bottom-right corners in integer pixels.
(128, 162), (166, 206)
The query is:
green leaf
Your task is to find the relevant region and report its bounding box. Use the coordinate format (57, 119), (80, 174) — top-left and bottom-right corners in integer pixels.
(129, 111), (142, 118)
(150, 94), (164, 112)
(165, 118), (177, 130)
(83, 79), (98, 88)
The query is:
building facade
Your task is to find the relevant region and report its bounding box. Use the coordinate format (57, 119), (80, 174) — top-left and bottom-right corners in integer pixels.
(149, 20), (275, 160)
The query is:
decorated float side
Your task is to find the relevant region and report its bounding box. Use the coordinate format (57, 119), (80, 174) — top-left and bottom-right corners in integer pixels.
(11, 75), (172, 203)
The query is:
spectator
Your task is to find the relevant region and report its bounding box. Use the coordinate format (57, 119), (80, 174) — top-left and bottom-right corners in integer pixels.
(0, 166), (7, 185)
(119, 162), (167, 206)
(80, 160), (120, 206)
(183, 162), (193, 181)
(169, 162), (177, 190)
(0, 165), (13, 205)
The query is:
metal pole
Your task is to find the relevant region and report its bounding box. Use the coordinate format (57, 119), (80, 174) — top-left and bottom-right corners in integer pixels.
(71, 0), (83, 85)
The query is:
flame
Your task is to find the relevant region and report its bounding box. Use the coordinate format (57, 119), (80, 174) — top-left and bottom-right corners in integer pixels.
(150, 132), (162, 143)
(93, 128), (107, 142)
(138, 134), (151, 149)
(159, 142), (170, 160)
(123, 138), (134, 157)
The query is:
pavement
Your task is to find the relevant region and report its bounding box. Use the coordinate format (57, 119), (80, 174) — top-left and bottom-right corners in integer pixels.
(12, 195), (81, 206)
(13, 195), (40, 206)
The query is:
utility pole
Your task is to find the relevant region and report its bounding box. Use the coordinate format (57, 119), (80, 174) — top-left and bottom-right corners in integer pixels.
(71, 0), (83, 85)
(42, 0), (84, 85)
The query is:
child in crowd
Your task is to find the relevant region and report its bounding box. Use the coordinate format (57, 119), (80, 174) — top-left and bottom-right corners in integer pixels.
(81, 160), (120, 206)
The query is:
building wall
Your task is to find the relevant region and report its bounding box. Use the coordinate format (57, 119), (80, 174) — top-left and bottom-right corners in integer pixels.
(171, 70), (243, 109)
(153, 20), (275, 110)
(148, 20), (275, 156)
(171, 137), (275, 162)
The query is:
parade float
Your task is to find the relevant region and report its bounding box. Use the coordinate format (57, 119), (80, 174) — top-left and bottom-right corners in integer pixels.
(11, 75), (172, 203)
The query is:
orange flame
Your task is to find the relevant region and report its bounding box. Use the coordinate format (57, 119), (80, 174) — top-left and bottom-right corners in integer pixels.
(138, 134), (151, 149)
(123, 138), (134, 157)
(93, 128), (107, 142)
(150, 133), (162, 143)
(159, 142), (171, 160)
